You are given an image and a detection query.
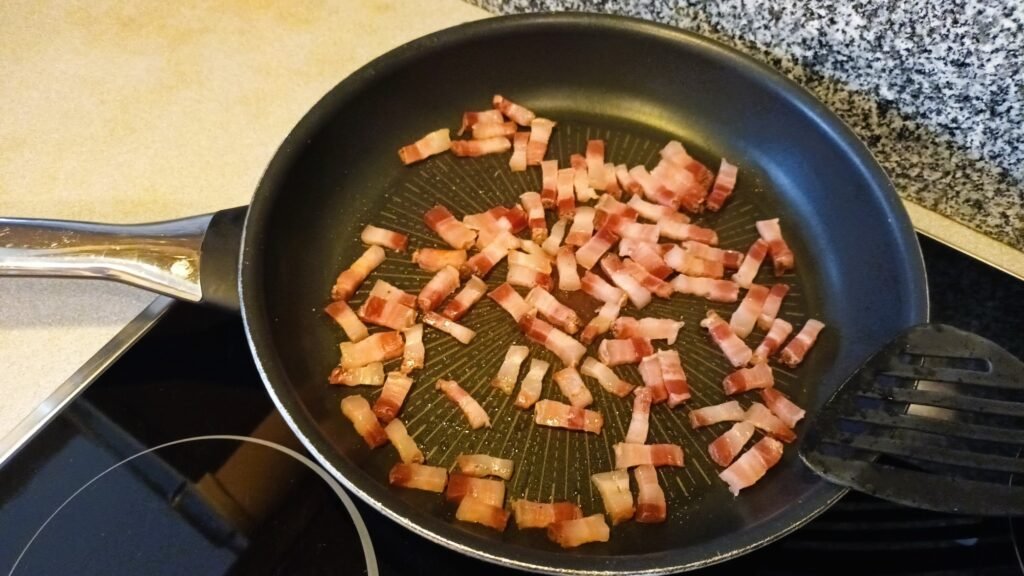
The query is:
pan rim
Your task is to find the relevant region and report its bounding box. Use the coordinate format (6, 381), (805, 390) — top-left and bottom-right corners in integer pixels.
(239, 12), (929, 575)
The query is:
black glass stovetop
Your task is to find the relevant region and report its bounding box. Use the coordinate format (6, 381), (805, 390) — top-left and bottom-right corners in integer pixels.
(1, 236), (1022, 576)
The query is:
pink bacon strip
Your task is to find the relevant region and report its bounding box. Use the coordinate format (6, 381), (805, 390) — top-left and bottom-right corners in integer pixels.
(514, 358), (550, 409)
(591, 470), (634, 525)
(513, 500), (582, 529)
(528, 119), (556, 166)
(701, 311), (753, 367)
(553, 366), (595, 408)
(329, 362), (384, 386)
(542, 219), (567, 255)
(660, 141), (714, 193)
(651, 157), (702, 214)
(620, 241), (673, 279)
(708, 421), (755, 468)
(575, 227), (619, 270)
(626, 194), (688, 223)
(491, 344), (529, 394)
(752, 318), (793, 364)
(779, 319), (825, 367)
(540, 159), (558, 206)
(389, 463), (448, 493)
(451, 136), (511, 157)
(600, 254), (652, 309)
(757, 283), (790, 330)
(581, 356), (636, 397)
(446, 473), (506, 507)
(624, 387), (652, 444)
(423, 311), (476, 344)
(548, 514), (610, 548)
(493, 94), (536, 126)
(664, 246), (725, 278)
(384, 419), (424, 464)
(586, 140), (606, 189)
(622, 257), (673, 298)
(729, 283), (770, 338)
(581, 271), (626, 305)
(731, 239), (769, 288)
(339, 331), (404, 370)
(760, 388), (806, 429)
(615, 163), (643, 196)
(614, 443), (685, 469)
(595, 194), (639, 227)
(719, 437), (784, 496)
(603, 163), (621, 198)
(437, 378), (491, 429)
(417, 265), (460, 312)
(556, 246), (581, 291)
(596, 338), (653, 368)
(456, 496), (510, 532)
(441, 276), (487, 321)
(373, 371), (414, 424)
(606, 215), (660, 244)
(341, 395), (387, 448)
(630, 165), (678, 210)
(398, 128), (451, 165)
(331, 245), (385, 301)
(526, 287), (582, 334)
(682, 241), (744, 269)
(571, 153), (598, 202)
(534, 399), (603, 434)
(705, 158), (738, 212)
(638, 354), (668, 404)
(358, 295), (416, 331)
(325, 300), (369, 342)
(612, 317), (684, 345)
(509, 131), (528, 171)
(424, 205), (476, 250)
(520, 191), (547, 243)
(507, 265), (554, 291)
(565, 206), (596, 247)
(582, 304), (620, 348)
(462, 231), (518, 278)
(458, 109), (503, 136)
(744, 402), (796, 443)
(519, 315), (587, 367)
(556, 167), (576, 220)
(658, 349), (691, 407)
(723, 362), (774, 395)
(361, 224), (408, 252)
(689, 400), (746, 429)
(670, 274), (740, 303)
(661, 220), (718, 244)
(634, 465), (667, 523)
(456, 454), (515, 480)
(412, 248), (467, 273)
(401, 324), (424, 374)
(369, 280), (417, 307)
(488, 283), (535, 322)
(756, 218), (795, 276)
(473, 121), (517, 140)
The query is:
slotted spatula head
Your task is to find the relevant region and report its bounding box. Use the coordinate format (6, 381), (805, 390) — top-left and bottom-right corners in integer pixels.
(800, 324), (1024, 516)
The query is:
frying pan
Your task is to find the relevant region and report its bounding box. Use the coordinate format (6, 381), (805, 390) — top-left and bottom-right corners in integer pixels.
(0, 13), (927, 574)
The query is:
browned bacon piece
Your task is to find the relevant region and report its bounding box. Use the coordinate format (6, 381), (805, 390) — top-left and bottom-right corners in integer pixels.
(412, 248), (467, 273)
(513, 500), (583, 529)
(424, 205), (476, 250)
(328, 362), (384, 386)
(389, 463), (448, 493)
(534, 399), (603, 434)
(779, 319), (825, 367)
(591, 470), (634, 525)
(384, 419), (423, 464)
(373, 371), (414, 424)
(451, 136), (512, 157)
(553, 366), (594, 408)
(580, 301), (620, 345)
(528, 118), (557, 165)
(456, 496), (510, 532)
(325, 300), (369, 342)
(492, 94), (536, 126)
(341, 395), (387, 448)
(723, 362), (774, 395)
(446, 473), (506, 507)
(705, 158), (738, 212)
(331, 245), (385, 301)
(547, 514), (610, 548)
(398, 128), (451, 165)
(472, 121), (517, 140)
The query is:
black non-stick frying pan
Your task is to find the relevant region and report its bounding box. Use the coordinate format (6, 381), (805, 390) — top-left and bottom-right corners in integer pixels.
(0, 13), (928, 574)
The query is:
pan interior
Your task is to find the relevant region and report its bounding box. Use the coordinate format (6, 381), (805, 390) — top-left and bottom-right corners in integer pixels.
(242, 15), (927, 573)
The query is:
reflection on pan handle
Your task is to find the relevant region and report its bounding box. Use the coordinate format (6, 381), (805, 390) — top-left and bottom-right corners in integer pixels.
(0, 206), (246, 310)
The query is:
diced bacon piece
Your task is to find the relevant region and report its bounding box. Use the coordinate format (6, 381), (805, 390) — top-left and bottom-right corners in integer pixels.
(548, 514), (610, 548)
(744, 402), (796, 442)
(472, 121), (517, 140)
(509, 249), (552, 274)
(615, 164), (643, 196)
(436, 378), (490, 429)
(446, 473), (506, 507)
(621, 257), (673, 298)
(424, 205), (476, 250)
(752, 318), (794, 364)
(580, 301), (620, 345)
(367, 280), (417, 307)
(651, 159), (703, 213)
(509, 131), (529, 171)
(361, 224), (408, 253)
(451, 136), (512, 157)
(456, 454), (515, 480)
(657, 349), (691, 407)
(331, 245), (385, 301)
(556, 167), (576, 220)
(700, 311), (753, 367)
(507, 264), (554, 291)
(534, 399), (604, 434)
(488, 283), (535, 322)
(624, 387), (652, 444)
(325, 300), (369, 342)
(580, 271), (627, 305)
(638, 354), (668, 404)
(461, 230), (518, 278)
(358, 296), (416, 331)
(521, 239), (551, 262)
(731, 239), (769, 288)
(682, 241), (744, 269)
(606, 215), (660, 244)
(664, 246), (725, 278)
(519, 315), (587, 367)
(779, 319), (825, 367)
(659, 219), (718, 244)
(565, 206), (596, 247)
(553, 367), (594, 408)
(384, 419), (424, 464)
(633, 465), (666, 523)
(760, 388), (806, 429)
(581, 356), (635, 397)
(556, 246), (581, 291)
(491, 344), (530, 394)
(706, 158), (738, 212)
(542, 219), (567, 255)
(339, 331), (404, 370)
(528, 118), (557, 166)
(520, 191), (547, 243)
(501, 204), (530, 235)
(456, 495), (510, 532)
(570, 154), (598, 202)
(729, 283), (770, 339)
(412, 248), (467, 273)
(513, 500), (583, 529)
(389, 463), (448, 493)
(458, 109), (504, 136)
(441, 276), (486, 321)
(586, 140), (606, 190)
(659, 141), (714, 195)
(626, 195), (689, 223)
(575, 227), (619, 270)
(341, 395), (387, 448)
(620, 241), (673, 279)
(329, 362), (385, 386)
(612, 317), (683, 344)
(492, 94), (536, 126)
(423, 311), (476, 344)
(463, 206), (527, 245)
(399, 324), (424, 375)
(630, 165), (678, 210)
(603, 163), (621, 198)
(708, 421), (755, 467)
(595, 338), (653, 368)
(417, 266), (460, 312)
(526, 287), (581, 334)
(719, 437), (784, 495)
(540, 160), (559, 208)
(670, 274), (739, 303)
(689, 400), (746, 429)
(600, 254), (652, 309)
(372, 371), (414, 424)
(398, 128), (451, 165)
(756, 218), (795, 276)
(591, 470), (634, 525)
(514, 358), (550, 409)
(757, 284), (790, 330)
(594, 194), (639, 227)
(614, 443), (685, 469)
(723, 362), (774, 395)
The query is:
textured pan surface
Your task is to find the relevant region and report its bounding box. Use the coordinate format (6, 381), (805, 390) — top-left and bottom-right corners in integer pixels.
(240, 14), (928, 574)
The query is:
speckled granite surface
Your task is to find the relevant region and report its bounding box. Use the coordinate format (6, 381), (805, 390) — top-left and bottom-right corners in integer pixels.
(468, 0), (1024, 251)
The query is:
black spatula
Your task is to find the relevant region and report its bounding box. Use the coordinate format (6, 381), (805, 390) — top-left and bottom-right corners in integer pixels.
(800, 324), (1024, 516)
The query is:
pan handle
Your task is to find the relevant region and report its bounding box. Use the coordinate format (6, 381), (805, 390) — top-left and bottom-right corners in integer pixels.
(0, 206), (247, 311)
